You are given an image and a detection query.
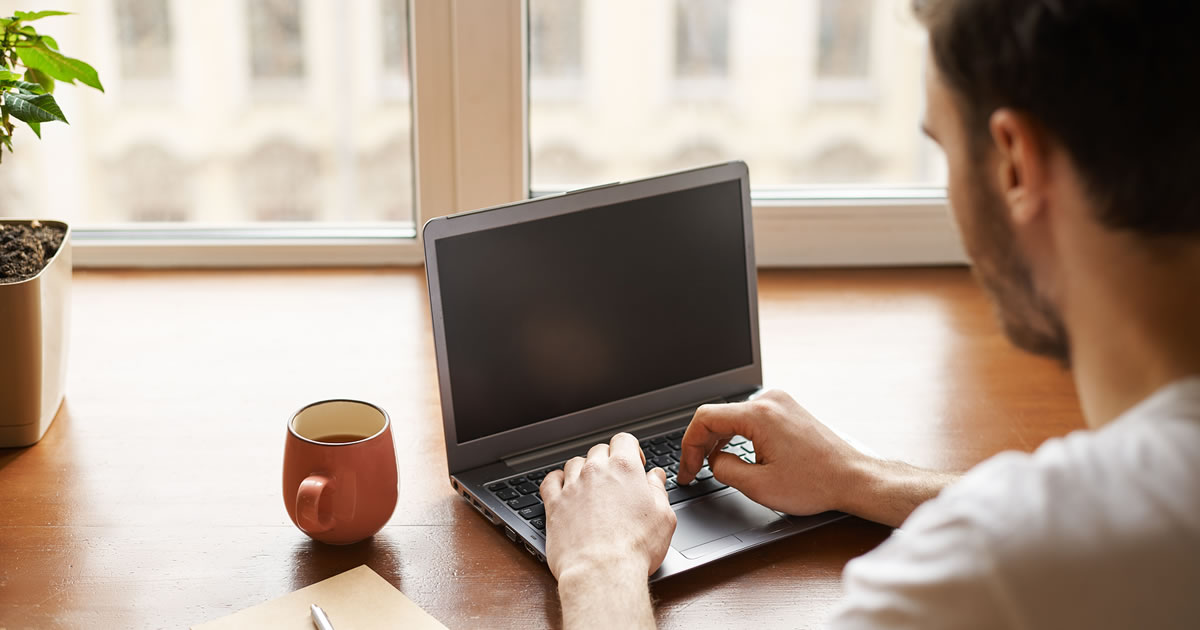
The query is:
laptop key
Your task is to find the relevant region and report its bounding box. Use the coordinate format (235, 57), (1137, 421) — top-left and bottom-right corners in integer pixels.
(664, 479), (678, 491)
(487, 482), (506, 492)
(652, 455), (673, 468)
(495, 488), (519, 501)
(666, 429), (684, 441)
(531, 517), (545, 531)
(644, 462), (654, 472)
(508, 477), (527, 486)
(696, 467), (714, 481)
(648, 444), (672, 456)
(518, 504), (545, 520)
(666, 477), (727, 504)
(639, 439), (652, 450)
(651, 436), (668, 444)
(507, 495), (539, 510)
(515, 481), (540, 495)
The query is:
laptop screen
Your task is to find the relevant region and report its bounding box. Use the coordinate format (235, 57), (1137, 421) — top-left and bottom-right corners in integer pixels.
(435, 179), (754, 444)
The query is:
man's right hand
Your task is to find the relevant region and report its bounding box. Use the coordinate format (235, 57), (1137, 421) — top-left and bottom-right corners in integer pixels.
(676, 389), (958, 527)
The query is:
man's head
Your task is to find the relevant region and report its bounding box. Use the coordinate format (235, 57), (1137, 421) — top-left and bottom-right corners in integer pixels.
(914, 0), (1200, 364)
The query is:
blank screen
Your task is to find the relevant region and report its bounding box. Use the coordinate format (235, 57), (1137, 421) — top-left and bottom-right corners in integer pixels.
(436, 179), (753, 444)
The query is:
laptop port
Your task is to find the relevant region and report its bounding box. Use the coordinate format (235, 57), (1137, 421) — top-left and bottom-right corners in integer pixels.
(503, 526), (517, 541)
(523, 542), (538, 557)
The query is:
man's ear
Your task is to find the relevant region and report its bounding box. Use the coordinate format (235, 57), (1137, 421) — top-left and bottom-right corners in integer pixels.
(989, 109), (1048, 227)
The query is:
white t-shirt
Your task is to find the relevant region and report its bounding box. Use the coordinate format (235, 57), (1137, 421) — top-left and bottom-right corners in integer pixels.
(828, 377), (1200, 629)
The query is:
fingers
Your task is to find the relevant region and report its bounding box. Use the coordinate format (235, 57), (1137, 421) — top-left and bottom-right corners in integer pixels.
(677, 402), (748, 484)
(540, 469), (564, 502)
(586, 442), (610, 460)
(609, 432), (645, 466)
(707, 451), (761, 496)
(646, 467), (667, 492)
(563, 456), (585, 483)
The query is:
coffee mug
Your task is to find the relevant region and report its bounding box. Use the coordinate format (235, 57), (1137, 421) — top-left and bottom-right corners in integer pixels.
(283, 399), (399, 545)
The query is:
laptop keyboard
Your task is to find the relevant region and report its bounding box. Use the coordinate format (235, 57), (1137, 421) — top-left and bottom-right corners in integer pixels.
(485, 429), (756, 532)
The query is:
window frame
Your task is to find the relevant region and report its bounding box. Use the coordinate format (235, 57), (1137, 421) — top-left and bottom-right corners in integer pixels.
(71, 0), (963, 269)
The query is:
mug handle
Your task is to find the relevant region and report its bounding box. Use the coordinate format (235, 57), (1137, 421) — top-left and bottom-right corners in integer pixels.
(296, 474), (335, 534)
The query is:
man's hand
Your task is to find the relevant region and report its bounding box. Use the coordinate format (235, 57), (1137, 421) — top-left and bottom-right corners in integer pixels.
(676, 389), (958, 527)
(540, 432), (676, 580)
(540, 432), (676, 630)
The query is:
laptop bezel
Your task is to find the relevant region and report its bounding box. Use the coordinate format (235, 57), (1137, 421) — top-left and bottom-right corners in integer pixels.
(423, 161), (762, 473)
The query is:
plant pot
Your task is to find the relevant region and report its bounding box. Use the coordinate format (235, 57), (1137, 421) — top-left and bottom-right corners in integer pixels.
(0, 219), (71, 447)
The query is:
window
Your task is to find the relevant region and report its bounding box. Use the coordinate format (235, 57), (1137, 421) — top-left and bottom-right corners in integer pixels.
(817, 0), (871, 79)
(247, 0), (305, 81)
(114, 0), (172, 80)
(0, 0), (416, 240)
(529, 0), (943, 191)
(0, 0), (959, 268)
(530, 0), (582, 80)
(674, 0), (729, 79)
(380, 0), (410, 98)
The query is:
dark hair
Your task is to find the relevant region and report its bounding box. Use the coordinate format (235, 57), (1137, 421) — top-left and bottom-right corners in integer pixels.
(914, 0), (1200, 234)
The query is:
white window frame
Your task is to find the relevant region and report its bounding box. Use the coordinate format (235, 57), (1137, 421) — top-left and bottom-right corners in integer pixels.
(73, 0), (963, 269)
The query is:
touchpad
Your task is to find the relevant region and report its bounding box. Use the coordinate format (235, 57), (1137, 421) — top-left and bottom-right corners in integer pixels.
(671, 492), (783, 552)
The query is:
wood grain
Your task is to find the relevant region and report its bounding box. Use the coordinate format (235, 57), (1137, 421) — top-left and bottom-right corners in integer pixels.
(0, 267), (1084, 629)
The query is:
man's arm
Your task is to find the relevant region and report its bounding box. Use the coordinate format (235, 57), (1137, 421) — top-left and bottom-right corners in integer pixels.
(557, 558), (656, 630)
(676, 390), (961, 528)
(540, 433), (676, 630)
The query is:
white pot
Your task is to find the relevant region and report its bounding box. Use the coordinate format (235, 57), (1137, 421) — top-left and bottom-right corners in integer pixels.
(0, 219), (71, 447)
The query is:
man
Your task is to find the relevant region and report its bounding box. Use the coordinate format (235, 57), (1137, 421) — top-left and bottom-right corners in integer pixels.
(539, 0), (1200, 628)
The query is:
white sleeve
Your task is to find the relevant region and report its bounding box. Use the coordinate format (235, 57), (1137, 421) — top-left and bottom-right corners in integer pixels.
(826, 460), (1025, 630)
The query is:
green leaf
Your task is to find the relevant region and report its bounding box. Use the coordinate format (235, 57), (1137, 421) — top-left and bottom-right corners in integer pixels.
(40, 34), (59, 50)
(24, 68), (53, 93)
(24, 119), (40, 138)
(14, 80), (47, 94)
(12, 10), (72, 21)
(0, 69), (20, 81)
(3, 91), (68, 124)
(16, 43), (103, 92)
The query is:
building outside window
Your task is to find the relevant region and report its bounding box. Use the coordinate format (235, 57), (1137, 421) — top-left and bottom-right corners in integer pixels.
(114, 0), (172, 80)
(674, 0), (729, 79)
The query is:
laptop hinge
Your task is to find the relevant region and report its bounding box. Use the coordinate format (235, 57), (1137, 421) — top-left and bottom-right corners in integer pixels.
(500, 391), (756, 470)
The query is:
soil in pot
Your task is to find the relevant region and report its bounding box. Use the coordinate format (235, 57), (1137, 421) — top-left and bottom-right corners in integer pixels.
(0, 221), (66, 284)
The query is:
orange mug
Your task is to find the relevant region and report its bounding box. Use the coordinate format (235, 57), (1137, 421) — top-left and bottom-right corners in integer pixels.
(283, 399), (399, 545)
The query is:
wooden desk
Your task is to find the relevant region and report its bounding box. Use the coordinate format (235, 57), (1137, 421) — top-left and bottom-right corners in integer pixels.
(0, 268), (1084, 628)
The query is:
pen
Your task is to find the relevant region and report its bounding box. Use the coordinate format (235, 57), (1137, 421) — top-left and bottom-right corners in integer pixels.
(311, 603), (335, 630)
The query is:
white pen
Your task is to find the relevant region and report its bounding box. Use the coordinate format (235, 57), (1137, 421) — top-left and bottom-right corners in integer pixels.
(310, 603), (335, 630)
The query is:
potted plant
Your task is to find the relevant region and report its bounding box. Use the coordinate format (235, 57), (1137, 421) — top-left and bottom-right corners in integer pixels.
(1, 10), (102, 447)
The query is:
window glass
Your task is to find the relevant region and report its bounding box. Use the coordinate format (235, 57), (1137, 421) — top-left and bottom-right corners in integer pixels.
(0, 0), (415, 230)
(528, 0), (945, 191)
(115, 0), (171, 80)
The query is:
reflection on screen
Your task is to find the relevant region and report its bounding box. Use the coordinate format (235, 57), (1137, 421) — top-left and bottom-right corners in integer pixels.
(436, 180), (753, 443)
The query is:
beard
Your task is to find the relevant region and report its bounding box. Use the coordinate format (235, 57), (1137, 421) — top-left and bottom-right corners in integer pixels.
(961, 165), (1072, 366)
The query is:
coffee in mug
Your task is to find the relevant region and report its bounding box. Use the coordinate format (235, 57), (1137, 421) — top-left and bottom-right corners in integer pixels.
(283, 399), (399, 545)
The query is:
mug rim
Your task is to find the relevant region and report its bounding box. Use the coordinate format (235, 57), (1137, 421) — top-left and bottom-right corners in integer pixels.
(288, 398), (390, 446)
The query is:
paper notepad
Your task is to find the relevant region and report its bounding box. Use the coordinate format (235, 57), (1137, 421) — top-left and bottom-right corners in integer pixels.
(192, 565), (447, 630)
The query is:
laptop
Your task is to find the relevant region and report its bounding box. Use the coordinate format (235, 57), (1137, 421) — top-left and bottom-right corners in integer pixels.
(423, 161), (850, 580)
